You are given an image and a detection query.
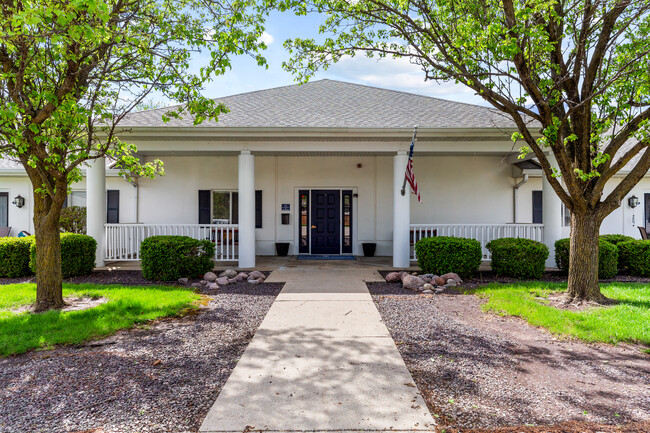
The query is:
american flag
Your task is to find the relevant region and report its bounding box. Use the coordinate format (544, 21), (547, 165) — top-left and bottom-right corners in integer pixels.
(404, 127), (421, 202)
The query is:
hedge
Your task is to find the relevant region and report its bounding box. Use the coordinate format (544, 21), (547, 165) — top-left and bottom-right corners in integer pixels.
(486, 237), (549, 279)
(0, 236), (35, 277)
(554, 238), (618, 279)
(618, 240), (650, 276)
(599, 234), (634, 246)
(415, 236), (482, 278)
(29, 233), (96, 278)
(141, 235), (215, 281)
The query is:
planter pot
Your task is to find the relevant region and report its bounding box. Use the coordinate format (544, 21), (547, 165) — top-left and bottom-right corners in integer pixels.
(362, 243), (376, 257)
(275, 242), (290, 257)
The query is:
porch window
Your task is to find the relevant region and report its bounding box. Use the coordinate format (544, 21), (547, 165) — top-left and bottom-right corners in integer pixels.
(212, 191), (233, 224)
(0, 192), (7, 227)
(561, 203), (571, 227)
(210, 190), (262, 228)
(64, 190), (86, 208)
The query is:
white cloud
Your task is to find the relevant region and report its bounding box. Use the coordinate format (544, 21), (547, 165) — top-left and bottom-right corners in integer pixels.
(260, 31), (274, 46)
(321, 54), (487, 106)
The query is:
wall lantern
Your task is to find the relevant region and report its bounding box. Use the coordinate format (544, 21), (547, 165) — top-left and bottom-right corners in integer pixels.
(628, 195), (640, 209)
(12, 195), (25, 208)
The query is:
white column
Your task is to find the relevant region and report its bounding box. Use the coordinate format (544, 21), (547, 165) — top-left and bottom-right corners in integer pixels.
(87, 157), (106, 267)
(542, 154), (563, 268)
(393, 151), (410, 268)
(238, 150), (255, 268)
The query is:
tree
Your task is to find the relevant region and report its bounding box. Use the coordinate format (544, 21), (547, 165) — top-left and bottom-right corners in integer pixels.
(282, 0), (650, 302)
(0, 0), (269, 311)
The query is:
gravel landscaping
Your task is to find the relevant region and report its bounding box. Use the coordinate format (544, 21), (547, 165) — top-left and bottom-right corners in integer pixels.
(0, 279), (283, 433)
(368, 281), (650, 432)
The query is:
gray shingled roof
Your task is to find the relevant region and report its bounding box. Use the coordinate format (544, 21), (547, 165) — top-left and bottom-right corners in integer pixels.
(120, 79), (519, 129)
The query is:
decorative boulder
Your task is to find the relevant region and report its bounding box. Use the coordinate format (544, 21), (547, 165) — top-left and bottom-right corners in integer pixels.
(237, 272), (248, 280)
(199, 280), (207, 286)
(216, 277), (229, 286)
(191, 282), (202, 289)
(207, 283), (219, 290)
(441, 272), (462, 284)
(228, 278), (237, 284)
(422, 283), (434, 291)
(402, 275), (426, 291)
(219, 269), (237, 278)
(249, 279), (260, 285)
(420, 276), (432, 284)
(445, 279), (458, 287)
(385, 272), (401, 283)
(249, 270), (266, 280)
(257, 278), (265, 283)
(204, 272), (218, 282)
(434, 276), (446, 286)
(422, 289), (433, 294)
(177, 277), (189, 285)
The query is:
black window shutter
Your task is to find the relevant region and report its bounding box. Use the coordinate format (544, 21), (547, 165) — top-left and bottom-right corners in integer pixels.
(107, 190), (120, 223)
(198, 190), (211, 224)
(255, 190), (262, 228)
(532, 190), (543, 224)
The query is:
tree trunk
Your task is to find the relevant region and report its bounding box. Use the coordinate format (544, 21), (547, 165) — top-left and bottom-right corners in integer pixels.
(566, 210), (605, 302)
(33, 189), (65, 312)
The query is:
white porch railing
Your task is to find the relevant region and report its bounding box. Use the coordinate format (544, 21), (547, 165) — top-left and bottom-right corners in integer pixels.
(104, 224), (239, 261)
(410, 223), (545, 261)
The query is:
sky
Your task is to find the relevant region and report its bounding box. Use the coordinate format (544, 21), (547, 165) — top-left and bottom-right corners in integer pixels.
(167, 11), (490, 108)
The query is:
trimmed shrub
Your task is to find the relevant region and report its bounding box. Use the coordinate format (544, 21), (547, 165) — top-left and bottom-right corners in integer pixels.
(598, 240), (618, 279)
(599, 234), (634, 246)
(415, 236), (482, 278)
(486, 237), (549, 279)
(554, 238), (618, 279)
(141, 235), (215, 281)
(0, 236), (35, 277)
(618, 240), (650, 276)
(59, 206), (87, 234)
(29, 233), (97, 278)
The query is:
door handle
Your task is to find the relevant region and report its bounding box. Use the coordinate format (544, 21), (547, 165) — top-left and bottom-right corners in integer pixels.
(311, 225), (317, 229)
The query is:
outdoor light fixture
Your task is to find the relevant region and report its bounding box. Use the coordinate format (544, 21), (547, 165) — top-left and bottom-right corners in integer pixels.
(628, 195), (640, 209)
(12, 195), (25, 208)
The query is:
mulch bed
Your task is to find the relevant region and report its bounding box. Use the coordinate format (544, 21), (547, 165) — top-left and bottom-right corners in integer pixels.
(0, 278), (283, 433)
(368, 280), (650, 433)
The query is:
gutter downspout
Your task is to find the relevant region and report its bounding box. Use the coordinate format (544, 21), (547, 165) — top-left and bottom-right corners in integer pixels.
(513, 174), (529, 223)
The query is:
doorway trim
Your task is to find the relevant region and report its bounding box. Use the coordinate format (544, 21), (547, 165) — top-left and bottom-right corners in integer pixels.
(294, 187), (358, 255)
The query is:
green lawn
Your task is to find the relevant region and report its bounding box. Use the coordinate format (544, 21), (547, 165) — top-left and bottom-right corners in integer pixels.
(472, 283), (650, 347)
(0, 283), (201, 357)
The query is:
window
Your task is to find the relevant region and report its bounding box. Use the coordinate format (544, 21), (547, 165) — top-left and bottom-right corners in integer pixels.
(532, 191), (543, 224)
(561, 203), (571, 227)
(208, 190), (262, 228)
(299, 190), (309, 253)
(64, 190), (86, 208)
(0, 193), (7, 228)
(342, 190), (352, 253)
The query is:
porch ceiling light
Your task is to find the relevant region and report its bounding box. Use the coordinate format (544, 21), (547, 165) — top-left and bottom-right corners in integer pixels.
(12, 195), (25, 208)
(628, 195), (640, 209)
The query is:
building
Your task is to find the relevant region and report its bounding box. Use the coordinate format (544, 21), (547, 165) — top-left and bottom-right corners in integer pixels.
(1, 80), (647, 268)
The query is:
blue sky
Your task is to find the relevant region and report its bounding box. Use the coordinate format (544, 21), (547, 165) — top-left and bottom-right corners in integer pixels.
(179, 11), (489, 107)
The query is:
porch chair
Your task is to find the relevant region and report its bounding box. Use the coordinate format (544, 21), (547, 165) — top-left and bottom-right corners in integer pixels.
(638, 226), (648, 240)
(0, 227), (11, 237)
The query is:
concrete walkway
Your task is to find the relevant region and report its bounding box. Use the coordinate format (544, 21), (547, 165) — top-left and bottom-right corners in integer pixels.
(199, 266), (435, 432)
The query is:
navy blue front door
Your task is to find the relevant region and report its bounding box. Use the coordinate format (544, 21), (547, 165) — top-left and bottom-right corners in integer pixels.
(311, 190), (340, 254)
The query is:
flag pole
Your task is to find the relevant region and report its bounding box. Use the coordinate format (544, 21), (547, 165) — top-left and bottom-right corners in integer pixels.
(401, 125), (418, 196)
